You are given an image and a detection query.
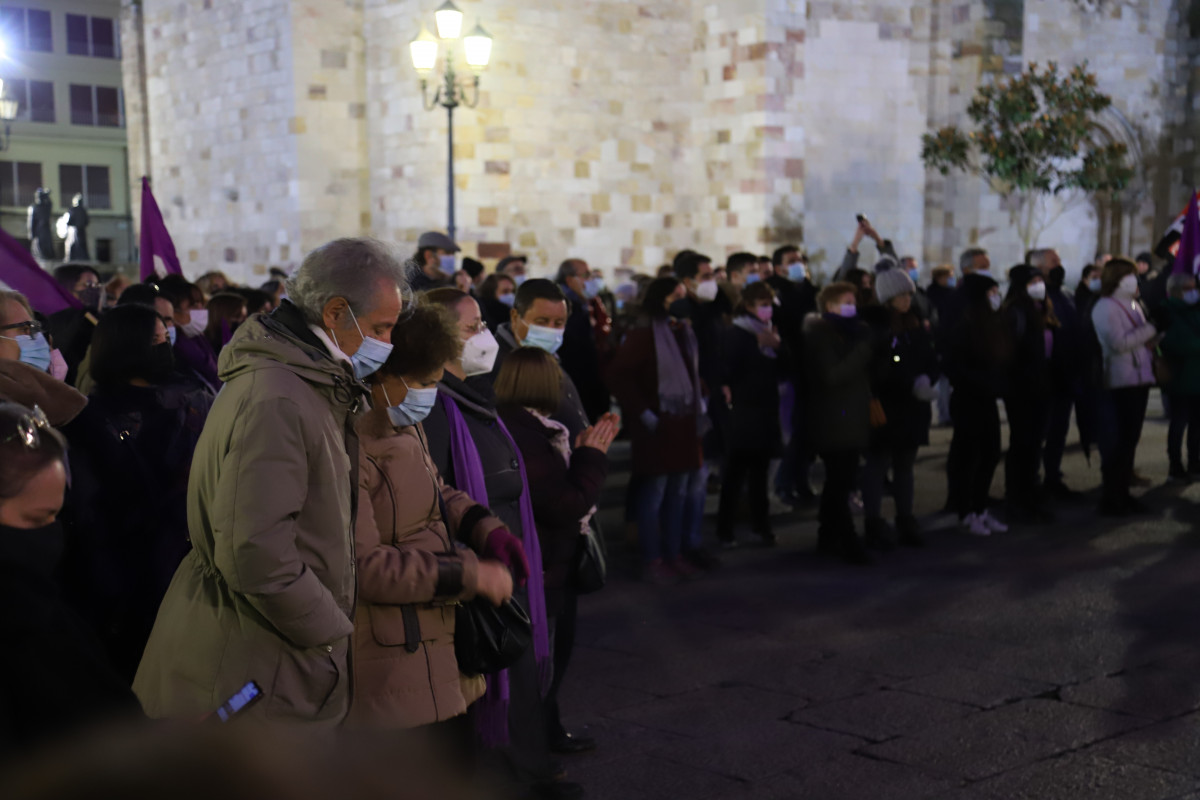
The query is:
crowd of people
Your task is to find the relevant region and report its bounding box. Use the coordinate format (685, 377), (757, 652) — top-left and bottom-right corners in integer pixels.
(0, 220), (1187, 797)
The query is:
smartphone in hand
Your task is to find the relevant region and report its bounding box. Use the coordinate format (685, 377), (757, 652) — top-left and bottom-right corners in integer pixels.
(211, 681), (263, 723)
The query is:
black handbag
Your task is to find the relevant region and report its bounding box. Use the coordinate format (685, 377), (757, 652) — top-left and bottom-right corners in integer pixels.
(574, 520), (607, 595)
(455, 597), (532, 676)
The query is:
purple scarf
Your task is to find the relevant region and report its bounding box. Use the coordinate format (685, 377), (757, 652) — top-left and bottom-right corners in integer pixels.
(439, 394), (551, 747)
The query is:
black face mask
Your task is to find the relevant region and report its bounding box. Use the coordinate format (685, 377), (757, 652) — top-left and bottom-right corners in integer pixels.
(0, 520), (65, 579)
(144, 341), (176, 384)
(77, 285), (103, 312)
(668, 299), (692, 320)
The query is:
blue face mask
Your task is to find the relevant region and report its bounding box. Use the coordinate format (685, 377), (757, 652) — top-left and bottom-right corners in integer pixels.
(514, 274), (527, 286)
(584, 277), (605, 298)
(908, 268), (920, 283)
(2, 332), (52, 372)
(744, 273), (761, 286)
(1185, 290), (1200, 306)
(787, 263), (807, 282)
(498, 293), (516, 307)
(167, 326), (178, 346)
(384, 379), (439, 427)
(947, 276), (958, 288)
(523, 324), (564, 355)
(438, 255), (457, 277)
(1087, 278), (1102, 293)
(332, 310), (394, 381)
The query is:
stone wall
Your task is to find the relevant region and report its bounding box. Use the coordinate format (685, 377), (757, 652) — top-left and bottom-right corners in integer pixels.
(124, 0), (1197, 284)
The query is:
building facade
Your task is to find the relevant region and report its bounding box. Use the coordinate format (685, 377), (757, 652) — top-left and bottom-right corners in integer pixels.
(2, 0), (132, 266)
(122, 0), (1200, 284)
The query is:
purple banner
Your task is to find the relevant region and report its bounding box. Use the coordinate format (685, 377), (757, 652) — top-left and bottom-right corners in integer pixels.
(140, 177), (183, 281)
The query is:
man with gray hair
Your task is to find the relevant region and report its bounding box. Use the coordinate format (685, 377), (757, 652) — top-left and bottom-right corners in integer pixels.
(959, 247), (991, 277)
(135, 238), (406, 730)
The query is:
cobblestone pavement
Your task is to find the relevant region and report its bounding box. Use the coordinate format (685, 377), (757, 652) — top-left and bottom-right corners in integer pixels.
(562, 395), (1200, 799)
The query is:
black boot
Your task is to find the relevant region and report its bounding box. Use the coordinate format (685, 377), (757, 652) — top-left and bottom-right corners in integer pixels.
(895, 514), (925, 547)
(863, 517), (894, 551)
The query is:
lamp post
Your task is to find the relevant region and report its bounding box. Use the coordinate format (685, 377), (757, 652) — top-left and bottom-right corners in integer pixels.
(410, 1), (493, 241)
(0, 79), (20, 151)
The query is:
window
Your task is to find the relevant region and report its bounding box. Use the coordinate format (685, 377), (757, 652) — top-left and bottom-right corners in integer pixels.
(0, 160), (43, 206)
(0, 7), (52, 52)
(95, 238), (112, 264)
(69, 84), (123, 127)
(59, 164), (111, 209)
(65, 13), (118, 58)
(2, 78), (54, 122)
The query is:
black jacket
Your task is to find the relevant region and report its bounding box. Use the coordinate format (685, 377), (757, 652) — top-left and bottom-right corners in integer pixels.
(492, 323), (590, 441)
(499, 406), (607, 617)
(1004, 299), (1053, 397)
(558, 285), (609, 422)
(765, 274), (817, 375)
(423, 372), (525, 537)
(804, 313), (874, 453)
(0, 525), (141, 758)
(60, 381), (212, 681)
(720, 319), (783, 454)
(862, 306), (938, 451)
(944, 277), (1013, 400)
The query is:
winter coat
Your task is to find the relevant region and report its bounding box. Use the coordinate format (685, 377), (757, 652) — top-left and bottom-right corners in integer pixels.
(944, 309), (1012, 401)
(0, 524), (141, 757)
(47, 307), (95, 387)
(0, 358), (86, 426)
(1091, 296), (1156, 389)
(1161, 299), (1200, 396)
(349, 407), (508, 729)
(764, 274), (817, 374)
(133, 301), (368, 729)
(174, 330), (220, 393)
(493, 324), (589, 441)
(803, 313), (874, 453)
(1003, 300), (1053, 398)
(1046, 286), (1083, 387)
(720, 318), (783, 455)
(926, 282), (958, 330)
(559, 284), (610, 422)
(499, 406), (607, 618)
(862, 307), (938, 451)
(606, 321), (705, 476)
(62, 381), (212, 682)
(423, 372), (526, 538)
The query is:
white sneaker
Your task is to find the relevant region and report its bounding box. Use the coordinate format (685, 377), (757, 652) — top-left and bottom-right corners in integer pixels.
(980, 510), (1009, 533)
(961, 513), (991, 536)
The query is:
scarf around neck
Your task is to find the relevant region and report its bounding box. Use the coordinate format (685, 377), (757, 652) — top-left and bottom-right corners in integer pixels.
(732, 314), (778, 358)
(652, 318), (698, 416)
(439, 394), (551, 747)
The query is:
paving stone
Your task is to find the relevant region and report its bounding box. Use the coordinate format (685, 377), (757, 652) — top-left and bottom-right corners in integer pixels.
(653, 720), (862, 781)
(768, 753), (958, 800)
(953, 752), (1198, 800)
(741, 657), (892, 704)
(891, 668), (1056, 709)
(1086, 712), (1200, 777)
(608, 685), (805, 738)
(790, 688), (975, 742)
(565, 754), (745, 800)
(1062, 664), (1200, 721)
(822, 633), (1012, 680)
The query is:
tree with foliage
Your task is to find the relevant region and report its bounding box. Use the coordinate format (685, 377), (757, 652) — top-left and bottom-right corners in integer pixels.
(921, 61), (1133, 250)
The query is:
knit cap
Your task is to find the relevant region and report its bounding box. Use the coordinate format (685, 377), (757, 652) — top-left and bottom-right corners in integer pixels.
(874, 267), (915, 305)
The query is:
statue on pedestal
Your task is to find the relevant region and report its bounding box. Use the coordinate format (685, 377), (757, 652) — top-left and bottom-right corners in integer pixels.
(27, 188), (55, 261)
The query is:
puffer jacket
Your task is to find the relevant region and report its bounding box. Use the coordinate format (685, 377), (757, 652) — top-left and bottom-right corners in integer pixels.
(133, 301), (367, 730)
(349, 407), (506, 729)
(1092, 295), (1156, 389)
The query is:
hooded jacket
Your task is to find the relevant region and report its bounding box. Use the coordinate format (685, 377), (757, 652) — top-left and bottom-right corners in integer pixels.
(133, 301), (368, 729)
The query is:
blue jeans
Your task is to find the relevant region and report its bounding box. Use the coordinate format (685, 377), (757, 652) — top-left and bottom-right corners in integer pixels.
(638, 468), (706, 562)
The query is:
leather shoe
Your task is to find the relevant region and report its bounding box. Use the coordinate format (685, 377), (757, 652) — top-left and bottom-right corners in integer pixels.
(550, 732), (596, 755)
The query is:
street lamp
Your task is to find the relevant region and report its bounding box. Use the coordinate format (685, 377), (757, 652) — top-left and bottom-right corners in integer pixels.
(0, 78), (19, 151)
(409, 1), (493, 241)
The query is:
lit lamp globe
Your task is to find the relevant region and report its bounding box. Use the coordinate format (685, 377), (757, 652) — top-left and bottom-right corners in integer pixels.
(434, 0), (464, 40)
(464, 22), (493, 72)
(409, 27), (438, 75)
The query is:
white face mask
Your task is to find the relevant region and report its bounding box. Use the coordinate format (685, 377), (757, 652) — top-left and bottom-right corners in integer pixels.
(182, 308), (209, 337)
(462, 329), (500, 376)
(696, 280), (719, 302)
(988, 293), (1003, 311)
(1026, 282), (1046, 301)
(1116, 274), (1138, 299)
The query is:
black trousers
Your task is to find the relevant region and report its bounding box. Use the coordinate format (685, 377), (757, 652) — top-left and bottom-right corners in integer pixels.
(819, 449), (860, 540)
(1098, 386), (1150, 503)
(1005, 392), (1048, 510)
(717, 450), (772, 540)
(1042, 386), (1074, 484)
(543, 589), (578, 741)
(948, 392), (1001, 517)
(1167, 392), (1200, 468)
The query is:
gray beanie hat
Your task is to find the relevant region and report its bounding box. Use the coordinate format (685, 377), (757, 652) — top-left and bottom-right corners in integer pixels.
(875, 267), (915, 306)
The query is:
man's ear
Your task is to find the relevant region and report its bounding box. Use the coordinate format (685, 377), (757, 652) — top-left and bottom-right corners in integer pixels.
(322, 296), (350, 331)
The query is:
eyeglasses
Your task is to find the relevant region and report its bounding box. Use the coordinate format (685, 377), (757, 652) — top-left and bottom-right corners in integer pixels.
(461, 320), (487, 337)
(0, 320), (43, 337)
(3, 405), (50, 448)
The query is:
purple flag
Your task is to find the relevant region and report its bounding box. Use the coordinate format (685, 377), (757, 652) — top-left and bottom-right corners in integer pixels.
(1173, 191), (1200, 276)
(140, 176), (183, 281)
(0, 226), (81, 314)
